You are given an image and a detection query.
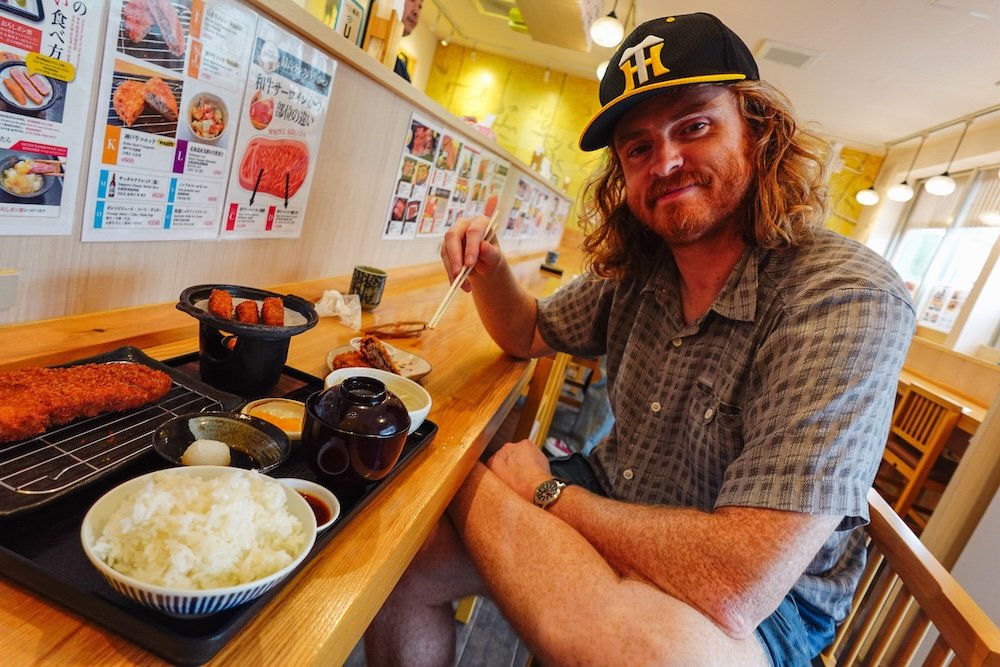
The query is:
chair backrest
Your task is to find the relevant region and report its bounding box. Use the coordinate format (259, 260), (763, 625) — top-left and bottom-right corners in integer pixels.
(820, 489), (1000, 666)
(882, 383), (964, 519)
(891, 383), (963, 457)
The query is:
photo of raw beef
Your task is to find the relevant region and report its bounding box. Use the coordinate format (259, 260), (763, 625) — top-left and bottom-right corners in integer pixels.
(238, 138), (310, 199)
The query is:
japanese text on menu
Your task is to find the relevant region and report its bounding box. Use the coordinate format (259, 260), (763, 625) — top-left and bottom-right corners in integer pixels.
(0, 0), (101, 236)
(82, 0), (257, 241)
(220, 18), (335, 239)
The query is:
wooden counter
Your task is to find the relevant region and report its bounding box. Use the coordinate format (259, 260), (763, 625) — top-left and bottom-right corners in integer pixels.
(0, 250), (567, 666)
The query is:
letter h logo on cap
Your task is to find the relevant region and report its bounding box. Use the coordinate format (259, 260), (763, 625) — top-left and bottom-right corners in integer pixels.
(619, 35), (670, 92)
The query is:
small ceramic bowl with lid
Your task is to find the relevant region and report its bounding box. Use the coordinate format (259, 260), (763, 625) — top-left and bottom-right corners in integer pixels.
(323, 367), (431, 435)
(302, 375), (412, 502)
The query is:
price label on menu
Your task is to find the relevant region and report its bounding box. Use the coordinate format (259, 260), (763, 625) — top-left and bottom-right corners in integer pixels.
(82, 0), (259, 242)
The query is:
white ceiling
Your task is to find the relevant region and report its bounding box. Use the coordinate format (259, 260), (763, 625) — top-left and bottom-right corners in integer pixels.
(426, 0), (1000, 151)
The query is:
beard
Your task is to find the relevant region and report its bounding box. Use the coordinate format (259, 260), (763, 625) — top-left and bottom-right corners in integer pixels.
(629, 153), (754, 246)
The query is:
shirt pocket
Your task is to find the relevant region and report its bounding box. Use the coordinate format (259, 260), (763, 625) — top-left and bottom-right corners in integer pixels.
(686, 376), (744, 473)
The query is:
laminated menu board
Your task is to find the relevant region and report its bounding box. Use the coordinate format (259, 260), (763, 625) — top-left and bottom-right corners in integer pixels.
(220, 18), (335, 239)
(504, 175), (566, 241)
(82, 0), (258, 241)
(0, 0), (102, 235)
(384, 112), (438, 240)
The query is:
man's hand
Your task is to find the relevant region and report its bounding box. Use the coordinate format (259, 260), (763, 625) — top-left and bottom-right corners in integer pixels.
(441, 215), (503, 293)
(486, 439), (552, 501)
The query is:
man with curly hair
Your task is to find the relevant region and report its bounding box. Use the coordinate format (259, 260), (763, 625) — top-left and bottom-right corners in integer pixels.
(366, 13), (915, 666)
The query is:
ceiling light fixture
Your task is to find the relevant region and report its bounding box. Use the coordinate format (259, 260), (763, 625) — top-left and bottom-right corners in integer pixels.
(596, 59), (609, 80)
(855, 188), (880, 206)
(924, 120), (971, 197)
(886, 134), (927, 203)
(590, 0), (624, 48)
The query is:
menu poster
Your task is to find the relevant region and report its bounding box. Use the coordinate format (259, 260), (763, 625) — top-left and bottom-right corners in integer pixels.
(0, 0), (101, 236)
(464, 153), (506, 221)
(83, 0), (258, 242)
(416, 130), (461, 236)
(221, 19), (335, 239)
(383, 112), (438, 240)
(919, 284), (966, 332)
(503, 176), (532, 239)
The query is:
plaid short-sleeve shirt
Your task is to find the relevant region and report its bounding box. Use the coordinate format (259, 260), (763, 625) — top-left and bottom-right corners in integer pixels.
(536, 229), (915, 621)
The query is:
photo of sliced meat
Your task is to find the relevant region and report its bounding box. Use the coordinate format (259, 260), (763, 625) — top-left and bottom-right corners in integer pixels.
(146, 0), (186, 57)
(27, 73), (50, 98)
(142, 76), (177, 121)
(112, 79), (146, 127)
(123, 0), (153, 43)
(10, 68), (41, 105)
(238, 138), (310, 199)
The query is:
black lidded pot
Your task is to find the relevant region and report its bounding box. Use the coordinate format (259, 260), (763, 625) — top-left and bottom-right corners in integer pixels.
(302, 377), (411, 502)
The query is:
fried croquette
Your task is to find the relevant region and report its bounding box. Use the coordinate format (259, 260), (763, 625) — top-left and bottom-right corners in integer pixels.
(329, 350), (368, 370)
(208, 288), (233, 319)
(235, 300), (259, 324)
(0, 363), (172, 444)
(260, 297), (284, 326)
(328, 336), (400, 374)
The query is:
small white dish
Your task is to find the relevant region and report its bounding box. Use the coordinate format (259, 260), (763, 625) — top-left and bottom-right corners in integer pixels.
(323, 367), (431, 435)
(275, 478), (340, 531)
(241, 398), (305, 442)
(325, 343), (432, 381)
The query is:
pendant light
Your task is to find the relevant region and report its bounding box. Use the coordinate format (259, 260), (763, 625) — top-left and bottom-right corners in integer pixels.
(590, 0), (624, 48)
(924, 120), (971, 197)
(886, 134), (927, 203)
(855, 188), (880, 206)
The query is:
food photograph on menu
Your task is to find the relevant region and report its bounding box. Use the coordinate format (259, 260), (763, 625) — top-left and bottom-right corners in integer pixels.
(117, 0), (191, 71)
(107, 63), (183, 137)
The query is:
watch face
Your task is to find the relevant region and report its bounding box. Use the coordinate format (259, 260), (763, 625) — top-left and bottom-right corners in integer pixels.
(534, 479), (565, 507)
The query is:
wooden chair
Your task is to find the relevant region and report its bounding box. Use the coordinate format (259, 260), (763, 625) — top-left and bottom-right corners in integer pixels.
(819, 488), (1000, 666)
(879, 383), (963, 525)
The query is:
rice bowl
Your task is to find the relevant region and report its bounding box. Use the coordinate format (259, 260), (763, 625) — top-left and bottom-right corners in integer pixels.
(81, 466), (316, 616)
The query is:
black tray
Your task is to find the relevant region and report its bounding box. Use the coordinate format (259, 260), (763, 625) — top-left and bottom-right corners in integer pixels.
(0, 354), (438, 665)
(0, 346), (242, 517)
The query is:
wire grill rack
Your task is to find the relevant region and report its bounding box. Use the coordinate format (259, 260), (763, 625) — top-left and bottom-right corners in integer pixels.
(0, 347), (241, 516)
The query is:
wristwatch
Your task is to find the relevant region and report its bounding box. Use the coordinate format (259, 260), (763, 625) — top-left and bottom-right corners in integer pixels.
(533, 478), (568, 510)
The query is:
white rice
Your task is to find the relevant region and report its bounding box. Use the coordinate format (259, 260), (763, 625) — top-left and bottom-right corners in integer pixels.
(93, 469), (306, 590)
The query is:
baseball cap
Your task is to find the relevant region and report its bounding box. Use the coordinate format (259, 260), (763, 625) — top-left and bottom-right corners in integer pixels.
(579, 13), (759, 151)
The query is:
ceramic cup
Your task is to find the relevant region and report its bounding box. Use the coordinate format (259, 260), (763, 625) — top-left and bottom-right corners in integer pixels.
(545, 251), (559, 265)
(349, 266), (388, 310)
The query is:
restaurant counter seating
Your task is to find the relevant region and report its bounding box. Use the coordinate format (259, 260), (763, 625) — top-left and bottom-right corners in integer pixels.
(818, 488), (1000, 666)
(877, 383), (964, 531)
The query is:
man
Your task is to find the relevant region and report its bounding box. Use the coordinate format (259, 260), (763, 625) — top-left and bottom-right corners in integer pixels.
(366, 13), (914, 666)
(394, 0), (423, 82)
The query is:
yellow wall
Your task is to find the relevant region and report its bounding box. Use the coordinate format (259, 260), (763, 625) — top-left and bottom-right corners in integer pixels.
(826, 147), (884, 238)
(426, 44), (601, 230)
(425, 43), (881, 240)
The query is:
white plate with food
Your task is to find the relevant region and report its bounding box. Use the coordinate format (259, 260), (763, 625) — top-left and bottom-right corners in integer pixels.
(325, 334), (431, 381)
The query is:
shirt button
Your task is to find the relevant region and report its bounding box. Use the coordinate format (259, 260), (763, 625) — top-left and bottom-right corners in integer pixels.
(623, 469), (634, 480)
(651, 401), (661, 413)
(672, 338), (682, 347)
(704, 407), (715, 422)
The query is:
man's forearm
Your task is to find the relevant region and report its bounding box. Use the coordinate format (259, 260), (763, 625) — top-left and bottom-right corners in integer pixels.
(549, 487), (840, 637)
(469, 257), (550, 359)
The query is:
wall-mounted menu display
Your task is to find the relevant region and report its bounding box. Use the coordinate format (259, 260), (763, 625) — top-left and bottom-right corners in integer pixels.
(0, 0), (102, 236)
(83, 0), (258, 241)
(384, 112), (438, 240)
(220, 18), (335, 239)
(504, 175), (567, 242)
(387, 112), (511, 240)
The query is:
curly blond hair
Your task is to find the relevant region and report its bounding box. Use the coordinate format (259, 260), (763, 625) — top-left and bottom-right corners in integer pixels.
(578, 80), (830, 280)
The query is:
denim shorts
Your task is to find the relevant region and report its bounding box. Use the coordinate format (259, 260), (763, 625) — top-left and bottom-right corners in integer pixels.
(548, 453), (835, 666)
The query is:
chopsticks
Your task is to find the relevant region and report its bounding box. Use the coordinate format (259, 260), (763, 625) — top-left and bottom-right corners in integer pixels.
(426, 212), (500, 330)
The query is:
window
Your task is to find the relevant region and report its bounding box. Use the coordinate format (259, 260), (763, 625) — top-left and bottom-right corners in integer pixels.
(887, 165), (1000, 343)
